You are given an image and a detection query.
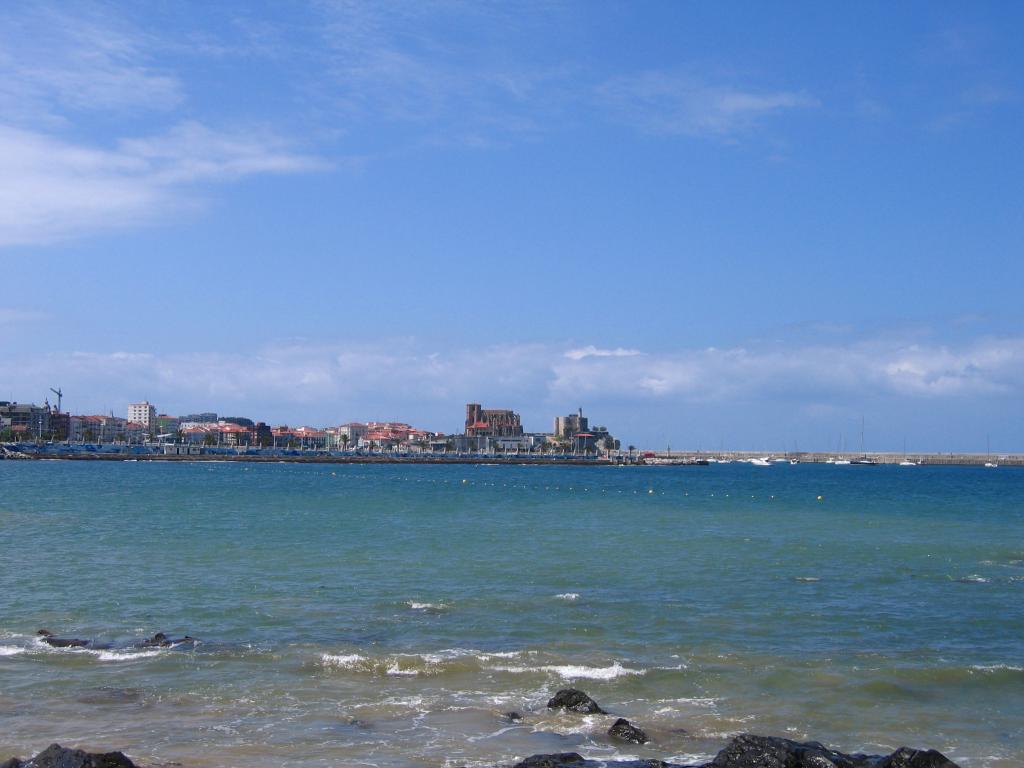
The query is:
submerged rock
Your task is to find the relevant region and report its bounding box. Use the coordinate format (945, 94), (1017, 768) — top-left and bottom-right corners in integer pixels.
(608, 717), (649, 744)
(513, 754), (585, 768)
(36, 630), (90, 649)
(504, 735), (960, 768)
(876, 747), (960, 768)
(710, 734), (872, 767)
(546, 689), (606, 714)
(505, 711), (524, 721)
(709, 735), (960, 768)
(8, 743), (138, 768)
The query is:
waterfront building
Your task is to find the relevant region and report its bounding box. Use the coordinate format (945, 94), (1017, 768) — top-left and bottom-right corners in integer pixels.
(337, 422), (369, 444)
(465, 403), (523, 437)
(554, 408), (589, 439)
(128, 401), (157, 436)
(155, 414), (180, 436)
(0, 402), (51, 439)
(48, 410), (70, 441)
(68, 415), (130, 443)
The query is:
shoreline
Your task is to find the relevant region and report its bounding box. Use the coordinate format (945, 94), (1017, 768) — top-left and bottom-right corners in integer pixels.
(2, 445), (1022, 466)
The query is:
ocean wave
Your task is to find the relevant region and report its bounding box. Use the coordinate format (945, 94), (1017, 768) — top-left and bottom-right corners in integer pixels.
(0, 645), (25, 656)
(554, 593), (580, 601)
(321, 653), (366, 669)
(956, 575), (991, 583)
(793, 576), (820, 582)
(971, 664), (1024, 673)
(406, 600), (450, 612)
(489, 661), (645, 680)
(321, 649), (490, 677)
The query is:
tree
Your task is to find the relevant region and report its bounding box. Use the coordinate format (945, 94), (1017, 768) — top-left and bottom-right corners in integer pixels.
(341, 433), (350, 451)
(202, 433), (216, 446)
(83, 428), (96, 443)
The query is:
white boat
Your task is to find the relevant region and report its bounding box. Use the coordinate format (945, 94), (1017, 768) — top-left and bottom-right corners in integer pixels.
(750, 457), (771, 466)
(833, 459), (851, 465)
(984, 462), (998, 468)
(899, 460), (917, 466)
(789, 460), (799, 465)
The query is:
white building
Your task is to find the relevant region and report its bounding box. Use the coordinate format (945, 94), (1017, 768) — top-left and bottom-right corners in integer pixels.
(127, 401), (157, 436)
(69, 415), (129, 443)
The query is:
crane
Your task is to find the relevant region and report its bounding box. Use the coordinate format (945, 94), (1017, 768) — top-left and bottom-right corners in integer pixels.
(49, 387), (63, 413)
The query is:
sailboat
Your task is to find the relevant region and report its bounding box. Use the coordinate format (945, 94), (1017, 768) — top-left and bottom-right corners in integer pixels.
(984, 435), (998, 468)
(899, 437), (917, 466)
(850, 416), (877, 465)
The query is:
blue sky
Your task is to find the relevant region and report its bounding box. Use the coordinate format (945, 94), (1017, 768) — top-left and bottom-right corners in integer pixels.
(2, 1), (1022, 451)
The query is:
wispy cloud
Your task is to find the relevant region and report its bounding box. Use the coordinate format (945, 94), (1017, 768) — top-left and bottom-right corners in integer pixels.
(0, 122), (327, 247)
(0, 3), (183, 126)
(564, 346), (642, 361)
(595, 71), (818, 138)
(311, 2), (571, 143)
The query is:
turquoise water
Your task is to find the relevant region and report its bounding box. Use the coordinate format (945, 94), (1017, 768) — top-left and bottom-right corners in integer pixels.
(0, 460), (1022, 767)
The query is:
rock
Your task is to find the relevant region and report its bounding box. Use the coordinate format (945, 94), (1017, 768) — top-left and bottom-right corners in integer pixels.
(710, 734), (873, 768)
(23, 743), (138, 768)
(608, 718), (649, 745)
(1, 758), (24, 768)
(876, 747), (960, 768)
(36, 630), (90, 649)
(513, 754), (585, 768)
(505, 711), (523, 721)
(138, 633), (195, 648)
(546, 689), (606, 715)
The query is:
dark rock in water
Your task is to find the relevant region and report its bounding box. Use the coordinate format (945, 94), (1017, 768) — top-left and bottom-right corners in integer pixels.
(138, 633), (196, 648)
(37, 630), (90, 649)
(640, 761), (668, 768)
(1, 758), (24, 768)
(710, 734), (873, 768)
(546, 689), (606, 714)
(20, 743), (138, 768)
(505, 711), (523, 721)
(876, 747), (960, 768)
(608, 717), (649, 744)
(513, 754), (585, 768)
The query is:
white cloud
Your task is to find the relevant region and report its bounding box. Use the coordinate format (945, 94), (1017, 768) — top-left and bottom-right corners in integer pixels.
(564, 346), (642, 361)
(595, 71), (818, 137)
(550, 338), (1024, 401)
(0, 122), (327, 247)
(4, 336), (1023, 429)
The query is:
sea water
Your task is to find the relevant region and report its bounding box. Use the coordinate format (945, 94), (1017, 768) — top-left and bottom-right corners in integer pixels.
(0, 460), (1021, 767)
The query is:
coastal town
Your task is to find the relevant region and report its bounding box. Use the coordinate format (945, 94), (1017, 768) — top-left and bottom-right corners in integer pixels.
(0, 396), (621, 458)
(2, 395), (1019, 466)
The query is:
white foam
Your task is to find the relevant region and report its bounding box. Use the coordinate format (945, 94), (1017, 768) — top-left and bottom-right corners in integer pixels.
(554, 593), (580, 601)
(971, 664), (1024, 673)
(489, 660), (645, 679)
(0, 645), (25, 656)
(406, 601), (449, 611)
(321, 653), (365, 668)
(91, 648), (166, 662)
(957, 575), (991, 583)
(386, 662), (421, 676)
(544, 661), (645, 680)
(793, 576), (820, 582)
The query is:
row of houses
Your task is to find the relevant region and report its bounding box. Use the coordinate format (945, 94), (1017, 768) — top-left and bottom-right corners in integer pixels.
(3, 397), (618, 455)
